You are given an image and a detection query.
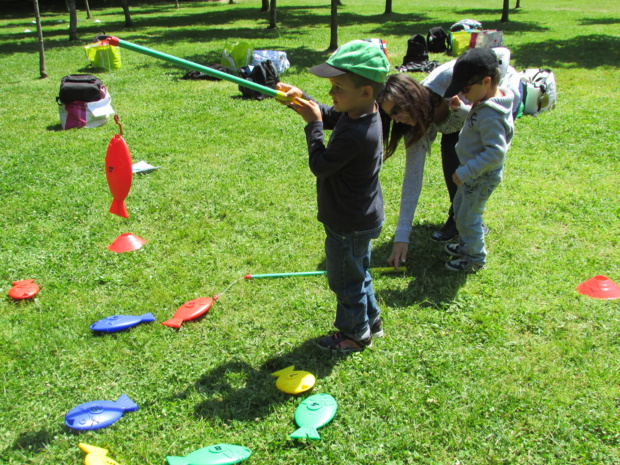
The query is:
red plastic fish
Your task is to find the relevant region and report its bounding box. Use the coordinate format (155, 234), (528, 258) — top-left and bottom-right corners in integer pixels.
(162, 297), (214, 328)
(105, 116), (132, 218)
(8, 279), (40, 300)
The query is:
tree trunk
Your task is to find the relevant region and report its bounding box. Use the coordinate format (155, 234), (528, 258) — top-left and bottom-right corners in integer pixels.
(174, 0), (179, 9)
(384, 0), (392, 14)
(269, 0), (276, 28)
(85, 0), (91, 19)
(261, 0), (268, 12)
(68, 0), (78, 40)
(33, 0), (47, 78)
(120, 0), (134, 27)
(501, 0), (510, 22)
(329, 0), (338, 51)
(515, 0), (521, 8)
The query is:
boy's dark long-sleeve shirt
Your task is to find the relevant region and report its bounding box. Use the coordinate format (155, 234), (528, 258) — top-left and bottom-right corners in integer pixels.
(303, 103), (384, 232)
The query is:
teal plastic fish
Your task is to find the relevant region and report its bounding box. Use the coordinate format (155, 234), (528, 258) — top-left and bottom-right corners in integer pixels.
(290, 393), (337, 440)
(166, 444), (252, 465)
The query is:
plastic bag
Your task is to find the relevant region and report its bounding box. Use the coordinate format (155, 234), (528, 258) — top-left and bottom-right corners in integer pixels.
(450, 31), (472, 56)
(85, 40), (121, 71)
(251, 50), (290, 74)
(470, 30), (504, 49)
(221, 41), (253, 71)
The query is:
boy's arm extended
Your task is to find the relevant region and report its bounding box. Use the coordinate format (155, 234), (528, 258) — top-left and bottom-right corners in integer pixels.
(277, 82), (341, 128)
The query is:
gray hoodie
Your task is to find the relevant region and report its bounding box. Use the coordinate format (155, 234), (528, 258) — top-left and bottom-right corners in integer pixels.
(455, 88), (515, 184)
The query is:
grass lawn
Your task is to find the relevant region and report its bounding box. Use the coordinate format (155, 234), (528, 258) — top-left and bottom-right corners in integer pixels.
(1, 0), (619, 463)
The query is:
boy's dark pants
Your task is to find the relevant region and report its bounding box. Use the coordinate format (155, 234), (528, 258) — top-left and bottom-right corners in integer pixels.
(324, 223), (383, 341)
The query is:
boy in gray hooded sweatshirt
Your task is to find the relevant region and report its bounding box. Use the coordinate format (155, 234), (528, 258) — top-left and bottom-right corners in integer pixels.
(443, 48), (515, 272)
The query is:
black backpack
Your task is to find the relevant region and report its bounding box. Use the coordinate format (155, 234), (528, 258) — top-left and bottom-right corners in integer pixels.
(402, 34), (428, 66)
(238, 60), (279, 101)
(427, 27), (449, 53)
(56, 74), (106, 104)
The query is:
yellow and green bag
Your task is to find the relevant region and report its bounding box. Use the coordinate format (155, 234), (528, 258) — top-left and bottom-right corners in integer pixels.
(221, 41), (253, 71)
(449, 31), (473, 57)
(85, 40), (121, 71)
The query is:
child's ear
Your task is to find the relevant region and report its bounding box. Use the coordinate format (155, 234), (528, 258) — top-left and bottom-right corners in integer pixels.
(361, 84), (373, 99)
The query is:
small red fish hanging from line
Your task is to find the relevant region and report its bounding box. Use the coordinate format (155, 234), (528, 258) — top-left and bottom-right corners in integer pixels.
(105, 115), (132, 218)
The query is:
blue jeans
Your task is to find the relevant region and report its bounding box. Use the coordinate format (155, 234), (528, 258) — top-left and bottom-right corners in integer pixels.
(453, 167), (502, 266)
(324, 223), (383, 341)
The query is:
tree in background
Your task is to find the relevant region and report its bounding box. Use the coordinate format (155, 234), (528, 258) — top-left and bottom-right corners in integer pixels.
(68, 0), (78, 40)
(501, 0), (510, 22)
(329, 0), (338, 50)
(120, 0), (134, 27)
(384, 0), (392, 14)
(269, 0), (276, 28)
(32, 0), (47, 78)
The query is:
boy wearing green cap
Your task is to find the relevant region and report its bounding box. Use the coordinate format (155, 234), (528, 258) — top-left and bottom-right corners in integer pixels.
(277, 40), (389, 353)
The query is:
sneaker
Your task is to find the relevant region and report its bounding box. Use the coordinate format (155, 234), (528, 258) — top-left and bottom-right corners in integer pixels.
(444, 243), (464, 257)
(445, 258), (483, 273)
(317, 331), (372, 353)
(431, 219), (458, 242)
(370, 318), (384, 338)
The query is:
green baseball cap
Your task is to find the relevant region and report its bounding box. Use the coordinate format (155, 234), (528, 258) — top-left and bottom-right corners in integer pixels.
(309, 40), (390, 83)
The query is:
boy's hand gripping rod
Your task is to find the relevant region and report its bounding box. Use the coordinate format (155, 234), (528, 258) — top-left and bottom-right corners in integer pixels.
(104, 36), (299, 104)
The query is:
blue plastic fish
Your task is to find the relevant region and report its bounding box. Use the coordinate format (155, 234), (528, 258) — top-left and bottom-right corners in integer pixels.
(166, 444), (252, 465)
(290, 393), (337, 440)
(65, 394), (139, 431)
(90, 313), (156, 333)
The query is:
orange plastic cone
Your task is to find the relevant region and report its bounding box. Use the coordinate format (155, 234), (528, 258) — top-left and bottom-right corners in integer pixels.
(576, 275), (620, 300)
(108, 233), (147, 253)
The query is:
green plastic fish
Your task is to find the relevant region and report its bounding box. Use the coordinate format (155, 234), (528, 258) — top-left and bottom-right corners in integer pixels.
(166, 444), (252, 465)
(290, 393), (338, 440)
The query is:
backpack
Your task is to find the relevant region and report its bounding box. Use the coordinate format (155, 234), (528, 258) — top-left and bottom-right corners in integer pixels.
(427, 27), (449, 53)
(402, 34), (428, 66)
(56, 75), (114, 129)
(56, 74), (106, 104)
(238, 60), (279, 101)
(520, 68), (557, 116)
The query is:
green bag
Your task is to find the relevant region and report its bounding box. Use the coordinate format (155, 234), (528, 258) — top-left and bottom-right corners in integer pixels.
(221, 41), (253, 70)
(449, 31), (473, 57)
(85, 40), (122, 71)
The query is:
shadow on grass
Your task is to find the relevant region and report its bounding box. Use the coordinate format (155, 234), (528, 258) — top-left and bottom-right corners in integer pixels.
(177, 338), (345, 422)
(4, 429), (57, 458)
(0, 5), (407, 54)
(307, 222), (467, 309)
(372, 223), (467, 309)
(512, 34), (620, 69)
(578, 17), (620, 26)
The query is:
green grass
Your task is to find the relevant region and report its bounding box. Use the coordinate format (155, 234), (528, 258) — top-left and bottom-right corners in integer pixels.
(1, 0), (619, 463)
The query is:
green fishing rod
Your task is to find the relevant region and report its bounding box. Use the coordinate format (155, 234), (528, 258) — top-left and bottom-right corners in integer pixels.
(105, 36), (295, 102)
(245, 267), (406, 279)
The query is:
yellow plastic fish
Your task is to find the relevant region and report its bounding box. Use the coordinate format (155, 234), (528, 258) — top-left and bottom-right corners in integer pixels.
(79, 443), (121, 465)
(271, 365), (316, 394)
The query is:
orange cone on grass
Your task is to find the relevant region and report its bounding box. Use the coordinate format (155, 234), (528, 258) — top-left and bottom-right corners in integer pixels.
(577, 275), (620, 300)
